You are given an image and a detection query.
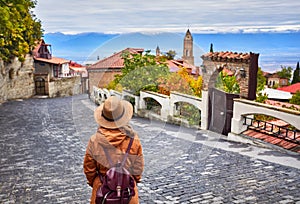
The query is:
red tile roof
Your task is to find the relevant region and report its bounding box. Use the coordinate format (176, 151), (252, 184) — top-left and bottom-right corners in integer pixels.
(277, 82), (300, 94)
(201, 51), (251, 62)
(167, 59), (197, 74)
(263, 71), (271, 77)
(222, 68), (234, 76)
(34, 57), (70, 64)
(268, 73), (280, 78)
(33, 39), (70, 64)
(32, 39), (45, 57)
(32, 39), (52, 58)
(69, 61), (85, 68)
(87, 48), (144, 69)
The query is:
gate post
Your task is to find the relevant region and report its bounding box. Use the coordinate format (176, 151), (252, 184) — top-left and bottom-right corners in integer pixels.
(231, 100), (248, 134)
(201, 90), (209, 130)
(139, 92), (147, 110)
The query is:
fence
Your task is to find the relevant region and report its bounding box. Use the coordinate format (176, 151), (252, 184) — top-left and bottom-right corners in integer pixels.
(91, 87), (300, 141)
(91, 86), (205, 129)
(243, 116), (300, 144)
(229, 98), (300, 144)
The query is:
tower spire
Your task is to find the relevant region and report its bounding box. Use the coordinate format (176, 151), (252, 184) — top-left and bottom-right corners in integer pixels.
(182, 29), (194, 65)
(156, 45), (160, 56)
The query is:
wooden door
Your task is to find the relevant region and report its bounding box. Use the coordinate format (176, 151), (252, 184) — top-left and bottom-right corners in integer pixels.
(208, 88), (239, 135)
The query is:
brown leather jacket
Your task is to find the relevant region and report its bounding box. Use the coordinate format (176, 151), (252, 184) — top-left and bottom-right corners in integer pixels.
(83, 125), (144, 204)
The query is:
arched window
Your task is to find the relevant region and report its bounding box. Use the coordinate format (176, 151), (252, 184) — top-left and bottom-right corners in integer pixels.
(186, 50), (189, 56)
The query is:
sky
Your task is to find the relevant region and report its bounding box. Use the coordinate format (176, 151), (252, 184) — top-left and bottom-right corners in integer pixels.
(34, 0), (300, 34)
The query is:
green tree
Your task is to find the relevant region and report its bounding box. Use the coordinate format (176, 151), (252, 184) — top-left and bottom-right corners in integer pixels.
(120, 65), (170, 95)
(291, 62), (300, 84)
(210, 43), (213, 52)
(215, 71), (240, 94)
(120, 50), (161, 77)
(0, 0), (43, 62)
(164, 50), (176, 60)
(277, 66), (293, 80)
(257, 67), (266, 92)
(289, 91), (300, 105)
(108, 50), (170, 95)
(255, 92), (268, 103)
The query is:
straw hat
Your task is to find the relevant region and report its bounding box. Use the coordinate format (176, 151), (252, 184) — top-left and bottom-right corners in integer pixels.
(94, 96), (133, 129)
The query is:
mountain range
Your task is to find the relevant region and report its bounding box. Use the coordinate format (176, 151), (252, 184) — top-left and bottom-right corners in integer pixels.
(43, 32), (300, 72)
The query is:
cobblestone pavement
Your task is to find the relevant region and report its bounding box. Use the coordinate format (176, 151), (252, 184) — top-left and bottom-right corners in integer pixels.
(0, 94), (299, 203)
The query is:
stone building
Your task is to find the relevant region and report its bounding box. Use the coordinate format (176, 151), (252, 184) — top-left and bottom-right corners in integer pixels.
(201, 51), (259, 100)
(32, 39), (82, 97)
(265, 72), (289, 88)
(33, 40), (71, 79)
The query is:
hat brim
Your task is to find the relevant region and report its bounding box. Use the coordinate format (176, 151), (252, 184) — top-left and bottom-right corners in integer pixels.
(94, 100), (133, 129)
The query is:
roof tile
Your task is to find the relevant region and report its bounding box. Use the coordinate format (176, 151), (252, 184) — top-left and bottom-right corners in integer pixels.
(201, 51), (251, 62)
(34, 57), (69, 64)
(88, 48), (144, 69)
(277, 82), (300, 94)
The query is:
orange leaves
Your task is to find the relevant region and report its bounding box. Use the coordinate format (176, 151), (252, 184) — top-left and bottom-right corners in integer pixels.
(158, 67), (202, 97)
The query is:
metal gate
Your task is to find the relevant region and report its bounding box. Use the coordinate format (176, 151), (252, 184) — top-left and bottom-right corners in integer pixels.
(208, 88), (239, 135)
(35, 78), (46, 95)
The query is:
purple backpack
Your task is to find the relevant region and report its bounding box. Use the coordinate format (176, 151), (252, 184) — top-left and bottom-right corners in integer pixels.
(96, 138), (135, 204)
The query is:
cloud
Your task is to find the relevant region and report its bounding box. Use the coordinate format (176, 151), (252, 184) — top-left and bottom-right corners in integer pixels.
(34, 0), (300, 34)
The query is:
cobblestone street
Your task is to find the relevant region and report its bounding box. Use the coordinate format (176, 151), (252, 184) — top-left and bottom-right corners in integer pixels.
(0, 94), (299, 203)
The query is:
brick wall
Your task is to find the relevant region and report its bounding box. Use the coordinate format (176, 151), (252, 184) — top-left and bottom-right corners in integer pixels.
(88, 69), (121, 95)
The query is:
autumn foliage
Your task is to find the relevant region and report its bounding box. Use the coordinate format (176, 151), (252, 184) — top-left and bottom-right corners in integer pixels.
(158, 67), (202, 97)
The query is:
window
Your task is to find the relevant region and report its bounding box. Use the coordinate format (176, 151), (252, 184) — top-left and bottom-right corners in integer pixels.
(281, 79), (287, 85)
(185, 50), (189, 56)
(53, 65), (59, 77)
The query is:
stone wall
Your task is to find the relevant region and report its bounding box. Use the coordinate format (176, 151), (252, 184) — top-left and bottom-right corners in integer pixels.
(0, 55), (35, 102)
(48, 76), (81, 98)
(202, 60), (249, 98)
(34, 61), (52, 76)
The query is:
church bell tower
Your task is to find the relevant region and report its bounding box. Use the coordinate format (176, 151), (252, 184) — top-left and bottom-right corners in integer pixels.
(182, 29), (194, 65)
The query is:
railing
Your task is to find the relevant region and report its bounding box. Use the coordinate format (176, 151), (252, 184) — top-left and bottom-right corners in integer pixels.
(243, 116), (300, 144)
(58, 73), (80, 78)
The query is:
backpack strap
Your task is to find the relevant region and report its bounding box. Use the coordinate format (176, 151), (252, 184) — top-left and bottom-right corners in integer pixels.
(118, 137), (134, 198)
(121, 137), (134, 168)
